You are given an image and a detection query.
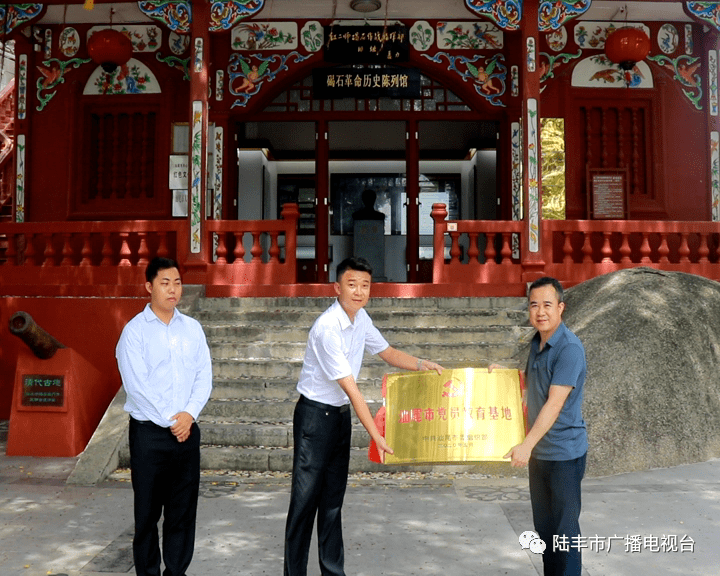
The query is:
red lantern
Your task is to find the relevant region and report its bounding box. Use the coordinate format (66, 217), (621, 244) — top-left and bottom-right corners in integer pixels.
(87, 29), (133, 73)
(605, 27), (651, 71)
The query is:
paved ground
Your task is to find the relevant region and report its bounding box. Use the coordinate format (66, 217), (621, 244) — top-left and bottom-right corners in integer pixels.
(1, 422), (718, 576)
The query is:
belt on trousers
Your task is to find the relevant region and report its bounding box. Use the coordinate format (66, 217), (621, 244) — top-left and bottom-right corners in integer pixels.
(298, 395), (350, 413)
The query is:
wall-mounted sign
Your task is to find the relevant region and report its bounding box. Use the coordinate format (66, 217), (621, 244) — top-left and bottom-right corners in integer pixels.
(324, 25), (408, 63)
(22, 375), (64, 408)
(313, 66), (420, 99)
(169, 154), (188, 189)
(588, 168), (627, 219)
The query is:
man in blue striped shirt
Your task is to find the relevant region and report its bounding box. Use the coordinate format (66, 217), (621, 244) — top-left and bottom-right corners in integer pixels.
(116, 257), (212, 576)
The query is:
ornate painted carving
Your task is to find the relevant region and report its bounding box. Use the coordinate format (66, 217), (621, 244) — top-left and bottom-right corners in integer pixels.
(685, 24), (694, 55)
(410, 21), (433, 52)
(465, 0), (521, 32)
(228, 52), (310, 108)
(423, 52), (507, 107)
(17, 54), (27, 120)
(572, 55), (653, 89)
(138, 1), (192, 34)
(301, 21), (324, 52)
(436, 21), (503, 49)
(526, 37), (536, 72)
(527, 99), (539, 253)
(15, 134), (25, 223)
(194, 38), (204, 73)
(0, 4), (43, 35)
(574, 22), (649, 50)
(169, 31), (191, 55)
(190, 101), (203, 253)
(510, 121), (522, 258)
(539, 51), (582, 85)
(712, 132), (720, 221)
(44, 29), (52, 60)
(83, 59), (161, 95)
(686, 2), (720, 32)
(649, 54), (703, 110)
(211, 0), (264, 32)
(545, 26), (567, 52)
(709, 50), (718, 116)
(156, 53), (190, 80)
(231, 22), (298, 51)
(539, 0), (591, 32)
(213, 127), (224, 220)
(658, 24), (679, 55)
(59, 28), (80, 58)
(36, 58), (91, 111)
(216, 70), (225, 100)
(511, 65), (518, 96)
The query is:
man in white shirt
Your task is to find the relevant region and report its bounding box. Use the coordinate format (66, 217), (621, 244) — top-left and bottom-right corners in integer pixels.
(116, 257), (212, 576)
(284, 257), (443, 576)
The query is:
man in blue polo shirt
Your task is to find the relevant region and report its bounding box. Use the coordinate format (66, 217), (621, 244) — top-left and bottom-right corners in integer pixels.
(504, 276), (588, 576)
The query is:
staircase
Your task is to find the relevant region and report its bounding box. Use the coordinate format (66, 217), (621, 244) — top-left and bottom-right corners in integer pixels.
(118, 296), (533, 473)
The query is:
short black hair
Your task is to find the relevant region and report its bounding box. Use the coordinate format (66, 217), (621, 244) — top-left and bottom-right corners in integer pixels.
(528, 276), (564, 303)
(145, 257), (181, 284)
(336, 257), (373, 282)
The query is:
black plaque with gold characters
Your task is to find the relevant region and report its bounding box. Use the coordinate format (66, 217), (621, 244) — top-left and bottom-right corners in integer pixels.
(324, 25), (409, 63)
(21, 374), (64, 408)
(313, 66), (420, 99)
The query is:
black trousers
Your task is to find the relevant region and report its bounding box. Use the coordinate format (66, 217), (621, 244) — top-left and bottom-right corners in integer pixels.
(284, 396), (352, 576)
(129, 417), (201, 576)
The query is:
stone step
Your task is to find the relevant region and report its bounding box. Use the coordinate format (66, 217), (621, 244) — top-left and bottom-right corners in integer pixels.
(198, 420), (374, 448)
(202, 398), (383, 421)
(196, 446), (431, 474)
(209, 340), (523, 362)
(209, 378), (383, 401)
(196, 296), (527, 313)
(211, 357), (518, 381)
(198, 308), (529, 328)
(203, 324), (533, 346)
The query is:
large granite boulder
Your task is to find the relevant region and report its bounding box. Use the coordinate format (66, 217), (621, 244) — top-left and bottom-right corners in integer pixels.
(561, 267), (720, 476)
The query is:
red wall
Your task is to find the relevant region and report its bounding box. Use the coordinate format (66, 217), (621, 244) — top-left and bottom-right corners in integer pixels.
(0, 297), (146, 421)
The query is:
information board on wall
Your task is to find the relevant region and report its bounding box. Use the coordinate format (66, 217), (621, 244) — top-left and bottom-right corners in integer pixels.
(22, 375), (64, 408)
(589, 168), (627, 219)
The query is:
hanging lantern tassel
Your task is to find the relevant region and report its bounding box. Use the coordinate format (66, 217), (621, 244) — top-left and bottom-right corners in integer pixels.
(83, 0), (94, 10)
(604, 27), (651, 71)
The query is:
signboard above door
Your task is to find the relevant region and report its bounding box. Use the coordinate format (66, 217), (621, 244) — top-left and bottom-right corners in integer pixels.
(324, 25), (409, 63)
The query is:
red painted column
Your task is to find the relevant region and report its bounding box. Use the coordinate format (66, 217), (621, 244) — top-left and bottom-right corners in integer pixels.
(316, 119), (329, 283)
(520, 2), (546, 281)
(184, 0), (211, 276)
(406, 119), (419, 282)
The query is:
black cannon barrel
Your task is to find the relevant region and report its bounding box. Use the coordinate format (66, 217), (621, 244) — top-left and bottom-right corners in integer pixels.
(8, 312), (65, 359)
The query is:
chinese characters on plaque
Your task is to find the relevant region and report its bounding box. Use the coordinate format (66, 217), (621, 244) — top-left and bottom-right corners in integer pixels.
(375, 368), (525, 465)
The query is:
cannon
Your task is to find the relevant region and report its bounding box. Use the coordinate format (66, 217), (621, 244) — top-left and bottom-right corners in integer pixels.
(8, 311), (65, 359)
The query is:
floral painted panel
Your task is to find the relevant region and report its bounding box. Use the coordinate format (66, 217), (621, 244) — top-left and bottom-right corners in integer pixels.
(83, 59), (162, 95)
(231, 22), (298, 51)
(574, 22), (649, 50)
(301, 21), (324, 52)
(545, 26), (567, 52)
(712, 131), (720, 221)
(169, 31), (191, 55)
(436, 21), (503, 50)
(527, 99), (539, 253)
(15, 134), (25, 222)
(571, 55), (654, 89)
(410, 21), (433, 52)
(190, 101), (203, 253)
(658, 23), (679, 55)
(59, 27), (80, 58)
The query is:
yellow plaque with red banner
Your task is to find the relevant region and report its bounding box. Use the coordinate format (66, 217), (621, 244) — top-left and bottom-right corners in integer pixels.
(371, 368), (525, 465)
